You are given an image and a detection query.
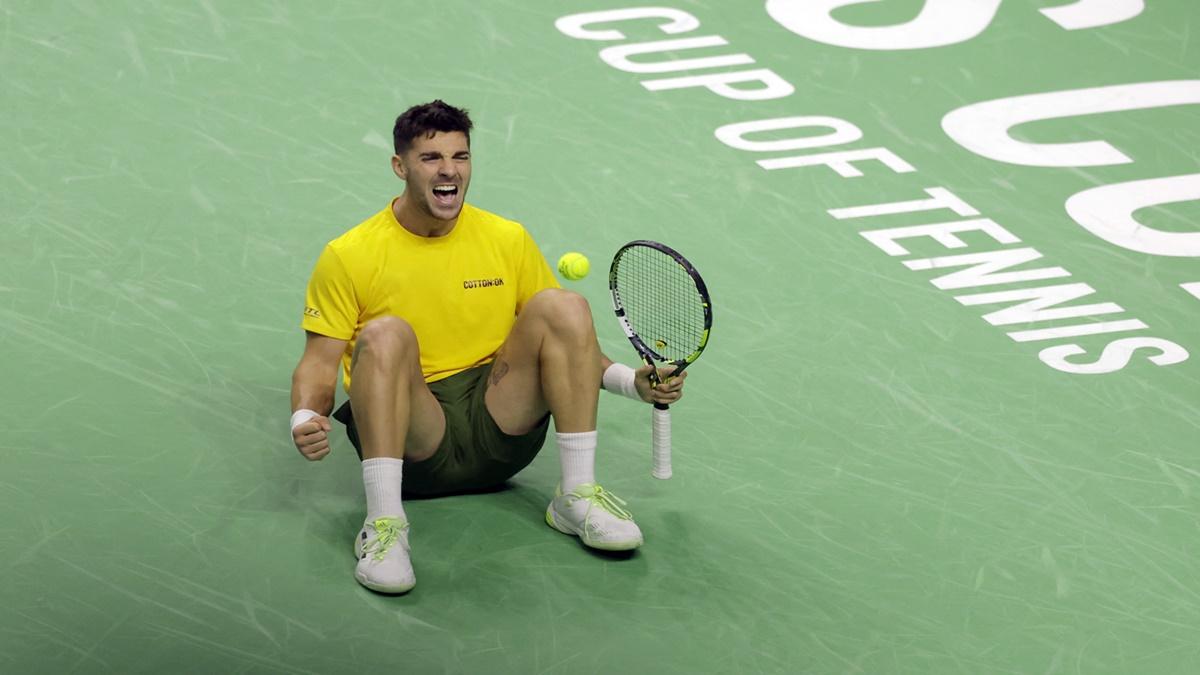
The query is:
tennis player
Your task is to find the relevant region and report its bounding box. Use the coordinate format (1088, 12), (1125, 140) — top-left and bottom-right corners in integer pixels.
(289, 100), (687, 594)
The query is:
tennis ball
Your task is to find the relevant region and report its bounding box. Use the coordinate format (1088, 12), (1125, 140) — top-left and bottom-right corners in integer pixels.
(557, 252), (590, 281)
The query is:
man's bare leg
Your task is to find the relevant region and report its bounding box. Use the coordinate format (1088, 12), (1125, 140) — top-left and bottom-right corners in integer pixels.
(484, 289), (643, 550)
(349, 316), (446, 462)
(484, 288), (601, 435)
(346, 316), (446, 593)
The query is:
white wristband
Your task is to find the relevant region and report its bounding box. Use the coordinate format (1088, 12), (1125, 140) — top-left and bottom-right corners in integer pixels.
(290, 408), (320, 432)
(602, 363), (640, 400)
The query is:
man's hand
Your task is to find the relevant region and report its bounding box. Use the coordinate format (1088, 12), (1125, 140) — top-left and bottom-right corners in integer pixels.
(634, 365), (687, 405)
(293, 416), (333, 461)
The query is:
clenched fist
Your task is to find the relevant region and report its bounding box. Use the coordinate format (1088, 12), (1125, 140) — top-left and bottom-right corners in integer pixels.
(293, 415), (333, 461)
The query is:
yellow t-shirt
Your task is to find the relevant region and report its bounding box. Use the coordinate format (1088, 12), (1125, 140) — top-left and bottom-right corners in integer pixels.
(302, 201), (559, 390)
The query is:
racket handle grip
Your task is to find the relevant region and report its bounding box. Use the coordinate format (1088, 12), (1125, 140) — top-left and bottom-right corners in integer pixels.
(651, 404), (672, 480)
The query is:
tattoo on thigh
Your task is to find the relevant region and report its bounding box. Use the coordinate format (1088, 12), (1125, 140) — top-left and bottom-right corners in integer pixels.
(490, 360), (509, 386)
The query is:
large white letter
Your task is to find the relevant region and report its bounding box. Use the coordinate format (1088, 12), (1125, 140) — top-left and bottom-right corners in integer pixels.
(764, 0), (1000, 50)
(829, 187), (980, 221)
(642, 69), (794, 101)
(1009, 320), (1147, 343)
(1065, 173), (1200, 258)
(861, 218), (1018, 257)
(1039, 0), (1144, 31)
(942, 80), (1200, 167)
(758, 148), (914, 177)
(600, 36), (753, 73)
(1039, 337), (1187, 374)
(714, 116), (861, 152)
(904, 248), (1070, 290)
(555, 8), (699, 41)
(764, 0), (1143, 50)
(955, 283), (1123, 326)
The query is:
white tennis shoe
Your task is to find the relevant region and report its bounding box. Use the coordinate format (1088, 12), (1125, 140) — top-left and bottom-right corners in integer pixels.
(354, 516), (415, 594)
(546, 483), (644, 551)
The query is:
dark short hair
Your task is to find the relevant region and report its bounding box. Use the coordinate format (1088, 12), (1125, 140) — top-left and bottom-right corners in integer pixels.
(392, 100), (473, 154)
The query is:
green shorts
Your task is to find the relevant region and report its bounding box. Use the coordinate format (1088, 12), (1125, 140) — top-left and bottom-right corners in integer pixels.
(332, 361), (550, 496)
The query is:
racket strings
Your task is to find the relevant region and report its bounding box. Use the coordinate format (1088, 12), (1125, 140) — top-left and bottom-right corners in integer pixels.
(615, 247), (706, 362)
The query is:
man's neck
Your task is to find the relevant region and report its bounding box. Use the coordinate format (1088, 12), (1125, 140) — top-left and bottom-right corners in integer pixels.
(392, 195), (457, 238)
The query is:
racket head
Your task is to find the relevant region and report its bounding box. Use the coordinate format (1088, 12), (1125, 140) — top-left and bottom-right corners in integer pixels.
(608, 240), (713, 375)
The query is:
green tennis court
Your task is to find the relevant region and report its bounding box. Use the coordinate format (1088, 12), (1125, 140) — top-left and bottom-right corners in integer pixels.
(3, 1), (1198, 672)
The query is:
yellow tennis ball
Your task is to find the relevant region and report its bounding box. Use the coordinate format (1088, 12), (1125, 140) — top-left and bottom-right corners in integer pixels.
(557, 252), (590, 280)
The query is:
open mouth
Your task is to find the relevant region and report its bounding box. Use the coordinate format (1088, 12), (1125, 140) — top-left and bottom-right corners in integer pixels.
(432, 184), (459, 208)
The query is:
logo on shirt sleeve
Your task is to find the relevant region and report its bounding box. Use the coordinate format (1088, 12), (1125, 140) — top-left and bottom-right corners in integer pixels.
(304, 306), (323, 318)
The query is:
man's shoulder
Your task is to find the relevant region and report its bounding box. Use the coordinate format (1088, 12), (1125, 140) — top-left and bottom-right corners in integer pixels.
(462, 203), (527, 237)
(326, 205), (395, 253)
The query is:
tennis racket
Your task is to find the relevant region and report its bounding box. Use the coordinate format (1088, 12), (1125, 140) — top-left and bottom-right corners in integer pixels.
(609, 240), (713, 479)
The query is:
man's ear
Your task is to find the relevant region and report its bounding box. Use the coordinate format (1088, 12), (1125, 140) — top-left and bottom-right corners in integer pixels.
(391, 154), (407, 180)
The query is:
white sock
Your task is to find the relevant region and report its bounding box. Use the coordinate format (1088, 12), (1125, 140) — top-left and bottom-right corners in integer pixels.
(362, 457), (406, 522)
(557, 431), (597, 491)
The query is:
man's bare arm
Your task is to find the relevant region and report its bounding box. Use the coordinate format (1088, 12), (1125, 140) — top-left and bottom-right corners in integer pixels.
(290, 332), (347, 461)
(292, 332), (347, 415)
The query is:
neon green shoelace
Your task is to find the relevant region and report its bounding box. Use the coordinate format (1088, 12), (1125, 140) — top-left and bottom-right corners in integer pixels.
(570, 484), (633, 521)
(367, 517), (407, 561)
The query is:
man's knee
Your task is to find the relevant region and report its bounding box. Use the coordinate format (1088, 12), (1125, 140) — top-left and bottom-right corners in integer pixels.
(355, 316), (419, 365)
(527, 289), (594, 332)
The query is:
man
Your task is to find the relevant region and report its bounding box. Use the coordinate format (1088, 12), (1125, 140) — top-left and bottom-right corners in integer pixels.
(290, 100), (686, 594)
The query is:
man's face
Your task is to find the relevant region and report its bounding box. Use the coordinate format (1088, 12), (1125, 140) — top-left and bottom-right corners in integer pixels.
(393, 131), (472, 222)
